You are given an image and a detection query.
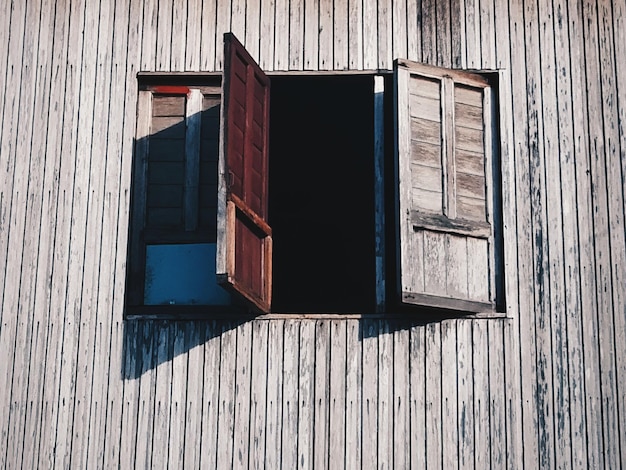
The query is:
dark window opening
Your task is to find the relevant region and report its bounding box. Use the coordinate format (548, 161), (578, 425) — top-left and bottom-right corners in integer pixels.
(268, 76), (377, 313)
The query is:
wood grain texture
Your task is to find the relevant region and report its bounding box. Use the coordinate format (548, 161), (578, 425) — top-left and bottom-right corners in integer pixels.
(1, 1), (625, 469)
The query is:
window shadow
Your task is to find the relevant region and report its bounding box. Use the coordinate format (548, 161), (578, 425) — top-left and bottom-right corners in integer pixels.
(121, 318), (250, 380)
(358, 310), (474, 339)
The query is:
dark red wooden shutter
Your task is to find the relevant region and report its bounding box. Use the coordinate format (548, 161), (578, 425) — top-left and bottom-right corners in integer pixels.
(216, 33), (272, 312)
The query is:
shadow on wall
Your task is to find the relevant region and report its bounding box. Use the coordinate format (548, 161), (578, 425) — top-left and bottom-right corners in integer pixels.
(121, 319), (247, 380)
(121, 314), (461, 380)
(120, 77), (460, 379)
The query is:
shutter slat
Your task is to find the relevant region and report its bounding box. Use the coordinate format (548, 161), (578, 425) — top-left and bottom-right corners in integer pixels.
(152, 95), (186, 116)
(411, 117), (441, 145)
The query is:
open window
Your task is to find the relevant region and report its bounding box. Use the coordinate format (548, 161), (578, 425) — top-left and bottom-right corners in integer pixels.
(125, 33), (504, 318)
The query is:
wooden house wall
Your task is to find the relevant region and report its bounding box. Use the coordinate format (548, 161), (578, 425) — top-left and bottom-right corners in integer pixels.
(0, 0), (624, 468)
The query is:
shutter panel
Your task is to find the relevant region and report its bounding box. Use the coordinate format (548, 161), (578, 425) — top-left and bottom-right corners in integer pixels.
(395, 59), (496, 313)
(216, 33), (272, 313)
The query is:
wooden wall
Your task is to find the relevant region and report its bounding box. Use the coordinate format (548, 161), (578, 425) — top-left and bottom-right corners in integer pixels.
(0, 0), (624, 468)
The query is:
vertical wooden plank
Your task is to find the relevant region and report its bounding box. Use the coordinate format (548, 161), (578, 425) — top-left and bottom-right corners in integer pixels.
(21, 0), (70, 460)
(215, 0), (232, 70)
(303, 0), (319, 70)
(472, 321), (490, 469)
(488, 320), (506, 469)
(281, 320), (299, 468)
(456, 320), (474, 469)
(15, 0), (57, 465)
(345, 320), (362, 470)
(568, 0), (600, 466)
(259, 0), (275, 71)
(397, 66), (424, 299)
(264, 320), (284, 469)
(51, 0), (98, 465)
(245, 0), (261, 61)
(362, 0), (377, 69)
(361, 320), (378, 468)
(483, 87), (498, 306)
(348, 0), (363, 69)
(596, 2), (626, 467)
(231, 0), (246, 42)
(313, 320), (330, 470)
(249, 320), (269, 469)
(435, 0), (451, 67)
(184, 325), (206, 470)
(0, 0), (26, 335)
(538, 0), (573, 468)
(200, 0), (218, 71)
(423, 232), (447, 296)
(140, 0), (157, 70)
(525, 0), (556, 466)
(134, 323), (157, 470)
(297, 321), (315, 469)
(1, 0), (41, 464)
(441, 320), (458, 470)
(393, 327), (410, 470)
(103, 0), (143, 464)
(288, 0), (304, 70)
(442, 78), (456, 220)
(479, 0), (496, 68)
(446, 236), (468, 300)
(329, 321), (347, 468)
(377, 321), (393, 469)
(30, 0), (85, 466)
(233, 321), (253, 469)
(118, 321), (141, 470)
(318, 0), (333, 70)
(168, 324), (189, 469)
(497, 60), (524, 470)
(406, 0), (422, 62)
(200, 322), (221, 470)
(508, 0), (539, 466)
(184, 90), (202, 231)
(420, 0), (436, 64)
(171, 0), (187, 70)
(392, 0), (408, 63)
(409, 325), (426, 468)
(425, 322), (441, 470)
(610, 3), (626, 466)
(186, 0), (203, 69)
(581, 0), (615, 466)
(273, 0), (288, 70)
(493, 0), (511, 69)
(83, 0), (125, 464)
(450, 0), (463, 67)
(152, 325), (173, 466)
(463, 0), (480, 67)
(155, 0), (173, 70)
(377, 0), (393, 69)
(0, 0), (12, 130)
(72, 1), (118, 465)
(216, 323), (237, 469)
(553, 0), (587, 468)
(334, 0), (349, 69)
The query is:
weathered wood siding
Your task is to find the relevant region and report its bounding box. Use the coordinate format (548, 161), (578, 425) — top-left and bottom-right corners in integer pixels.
(0, 0), (625, 468)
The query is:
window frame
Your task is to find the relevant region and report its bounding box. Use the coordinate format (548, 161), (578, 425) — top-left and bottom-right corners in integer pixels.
(125, 54), (514, 320)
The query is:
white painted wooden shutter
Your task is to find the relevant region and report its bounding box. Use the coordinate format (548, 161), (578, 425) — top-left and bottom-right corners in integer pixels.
(395, 59), (498, 313)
